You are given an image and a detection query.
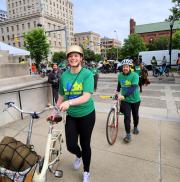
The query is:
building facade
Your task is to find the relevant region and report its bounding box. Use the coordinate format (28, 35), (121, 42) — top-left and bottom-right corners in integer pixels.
(130, 18), (180, 44)
(74, 31), (101, 54)
(0, 10), (7, 21)
(0, 0), (74, 52)
(100, 37), (121, 58)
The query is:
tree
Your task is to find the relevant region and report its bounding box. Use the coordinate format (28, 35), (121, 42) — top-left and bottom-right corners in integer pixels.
(23, 28), (50, 70)
(52, 51), (66, 64)
(170, 0), (180, 20)
(83, 49), (95, 62)
(147, 37), (169, 51)
(172, 29), (180, 48)
(94, 54), (101, 62)
(121, 34), (147, 59)
(106, 47), (121, 60)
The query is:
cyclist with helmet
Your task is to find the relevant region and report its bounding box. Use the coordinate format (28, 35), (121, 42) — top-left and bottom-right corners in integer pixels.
(116, 59), (141, 143)
(50, 45), (95, 182)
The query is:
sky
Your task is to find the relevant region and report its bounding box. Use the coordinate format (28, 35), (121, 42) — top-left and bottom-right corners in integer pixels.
(0, 0), (174, 42)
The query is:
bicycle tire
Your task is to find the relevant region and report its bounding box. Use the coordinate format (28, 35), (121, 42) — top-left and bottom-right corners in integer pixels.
(49, 134), (62, 172)
(106, 108), (118, 145)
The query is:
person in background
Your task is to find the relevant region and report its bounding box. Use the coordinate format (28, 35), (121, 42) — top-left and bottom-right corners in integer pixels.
(133, 58), (143, 92)
(90, 63), (99, 92)
(116, 59), (141, 143)
(151, 56), (157, 70)
(161, 56), (167, 73)
(50, 45), (95, 182)
(48, 63), (61, 104)
(176, 54), (180, 73)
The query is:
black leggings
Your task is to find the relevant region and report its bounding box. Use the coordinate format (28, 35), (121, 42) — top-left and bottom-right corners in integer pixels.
(65, 110), (95, 172)
(121, 101), (140, 134)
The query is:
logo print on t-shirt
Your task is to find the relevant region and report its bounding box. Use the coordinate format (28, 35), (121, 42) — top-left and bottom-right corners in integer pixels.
(65, 82), (83, 99)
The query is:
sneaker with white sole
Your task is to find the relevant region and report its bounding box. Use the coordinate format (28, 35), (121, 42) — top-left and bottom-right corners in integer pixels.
(83, 172), (90, 182)
(73, 157), (81, 170)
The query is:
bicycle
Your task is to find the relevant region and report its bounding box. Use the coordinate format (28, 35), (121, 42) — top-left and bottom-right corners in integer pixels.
(1, 101), (64, 182)
(152, 65), (170, 77)
(100, 95), (123, 145)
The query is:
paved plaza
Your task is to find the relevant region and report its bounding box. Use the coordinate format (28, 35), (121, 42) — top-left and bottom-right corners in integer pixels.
(0, 73), (180, 182)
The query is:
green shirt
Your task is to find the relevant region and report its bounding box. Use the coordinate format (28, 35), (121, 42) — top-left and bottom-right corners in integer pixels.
(134, 65), (142, 76)
(90, 67), (99, 76)
(118, 71), (141, 103)
(59, 68), (95, 117)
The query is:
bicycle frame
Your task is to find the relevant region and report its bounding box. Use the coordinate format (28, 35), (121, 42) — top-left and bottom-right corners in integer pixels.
(3, 102), (64, 182)
(111, 97), (120, 127)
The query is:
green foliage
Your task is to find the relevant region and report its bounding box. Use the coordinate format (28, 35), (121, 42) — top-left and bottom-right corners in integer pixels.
(170, 0), (180, 20)
(94, 54), (101, 62)
(106, 47), (121, 60)
(83, 49), (95, 62)
(172, 29), (180, 49)
(147, 37), (169, 51)
(52, 51), (66, 64)
(121, 34), (147, 58)
(23, 28), (50, 69)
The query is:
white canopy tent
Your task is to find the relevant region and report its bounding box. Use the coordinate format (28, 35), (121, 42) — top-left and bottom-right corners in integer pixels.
(0, 42), (30, 56)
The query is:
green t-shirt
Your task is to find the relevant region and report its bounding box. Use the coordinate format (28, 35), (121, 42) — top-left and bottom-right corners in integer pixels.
(118, 71), (141, 103)
(59, 68), (95, 117)
(90, 67), (99, 76)
(134, 65), (142, 76)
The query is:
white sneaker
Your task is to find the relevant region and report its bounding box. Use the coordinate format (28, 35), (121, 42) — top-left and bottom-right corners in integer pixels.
(83, 172), (90, 182)
(73, 157), (81, 170)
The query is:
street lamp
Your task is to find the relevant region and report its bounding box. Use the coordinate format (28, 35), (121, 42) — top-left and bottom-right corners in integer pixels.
(169, 17), (174, 69)
(114, 30), (119, 61)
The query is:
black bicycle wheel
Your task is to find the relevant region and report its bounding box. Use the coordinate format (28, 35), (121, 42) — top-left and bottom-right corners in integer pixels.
(106, 108), (118, 145)
(153, 69), (159, 77)
(165, 68), (170, 77)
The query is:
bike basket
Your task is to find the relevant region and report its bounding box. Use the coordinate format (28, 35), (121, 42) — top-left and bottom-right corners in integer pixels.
(0, 136), (39, 182)
(0, 164), (36, 182)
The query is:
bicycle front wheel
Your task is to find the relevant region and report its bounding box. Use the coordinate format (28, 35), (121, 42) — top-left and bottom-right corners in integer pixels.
(106, 108), (118, 145)
(49, 133), (63, 173)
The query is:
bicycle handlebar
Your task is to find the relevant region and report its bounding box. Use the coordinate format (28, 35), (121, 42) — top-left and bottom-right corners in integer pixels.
(4, 102), (54, 116)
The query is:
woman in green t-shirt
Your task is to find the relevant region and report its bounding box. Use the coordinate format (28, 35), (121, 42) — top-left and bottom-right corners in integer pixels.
(116, 59), (141, 143)
(51, 45), (95, 182)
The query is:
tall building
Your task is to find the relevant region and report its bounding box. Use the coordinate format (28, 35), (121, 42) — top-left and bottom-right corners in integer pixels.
(74, 31), (101, 54)
(0, 0), (74, 52)
(0, 10), (7, 21)
(130, 18), (180, 44)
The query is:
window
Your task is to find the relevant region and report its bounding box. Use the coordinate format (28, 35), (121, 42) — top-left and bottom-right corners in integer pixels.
(17, 24), (19, 30)
(11, 26), (14, 31)
(1, 28), (3, 33)
(2, 36), (5, 41)
(7, 27), (9, 32)
(22, 23), (24, 30)
(33, 21), (36, 27)
(27, 22), (30, 28)
(7, 35), (10, 40)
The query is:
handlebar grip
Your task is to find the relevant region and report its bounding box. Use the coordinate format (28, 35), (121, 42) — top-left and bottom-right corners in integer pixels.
(5, 102), (15, 105)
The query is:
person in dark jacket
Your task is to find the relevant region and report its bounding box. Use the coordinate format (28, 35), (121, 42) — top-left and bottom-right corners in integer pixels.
(48, 63), (61, 104)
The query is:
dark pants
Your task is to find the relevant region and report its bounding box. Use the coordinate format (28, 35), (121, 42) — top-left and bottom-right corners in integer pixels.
(94, 74), (99, 91)
(139, 77), (143, 93)
(121, 101), (140, 134)
(52, 87), (59, 104)
(65, 110), (95, 172)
